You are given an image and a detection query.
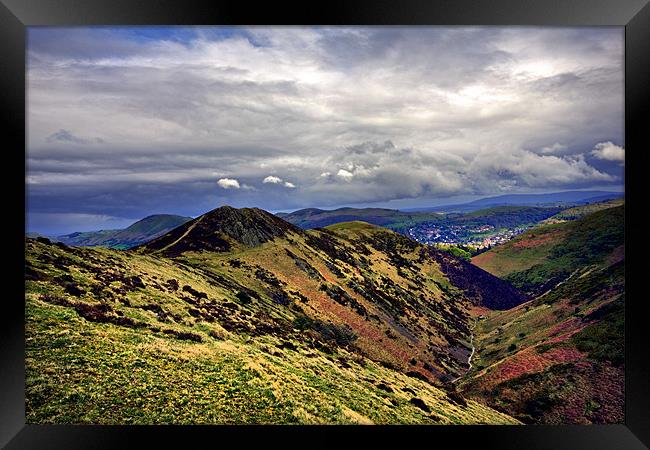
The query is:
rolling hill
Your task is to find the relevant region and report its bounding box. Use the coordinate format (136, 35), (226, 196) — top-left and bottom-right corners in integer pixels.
(275, 207), (438, 229)
(56, 214), (193, 249)
(472, 205), (624, 297)
(541, 198), (625, 223)
(278, 205), (563, 234)
(25, 206), (524, 424)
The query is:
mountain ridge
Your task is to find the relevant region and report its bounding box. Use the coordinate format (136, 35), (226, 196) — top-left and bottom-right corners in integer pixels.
(402, 190), (623, 213)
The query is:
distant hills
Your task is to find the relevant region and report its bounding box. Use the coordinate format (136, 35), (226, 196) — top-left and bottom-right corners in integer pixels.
(36, 191), (623, 250)
(541, 198), (624, 223)
(276, 207), (436, 229)
(55, 214), (193, 249)
(403, 190), (623, 213)
(277, 191), (623, 230)
(278, 205), (563, 236)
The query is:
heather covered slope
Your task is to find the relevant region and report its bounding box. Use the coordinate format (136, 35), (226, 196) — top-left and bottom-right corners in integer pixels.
(57, 214), (192, 249)
(135, 210), (524, 382)
(460, 262), (624, 424)
(461, 206), (625, 424)
(25, 211), (521, 424)
(424, 248), (526, 310)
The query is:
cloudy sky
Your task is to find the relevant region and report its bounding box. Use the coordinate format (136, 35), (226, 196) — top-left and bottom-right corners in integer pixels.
(27, 26), (625, 235)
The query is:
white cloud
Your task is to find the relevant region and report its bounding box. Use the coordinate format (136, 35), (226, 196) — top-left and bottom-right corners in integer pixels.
(319, 172), (331, 178)
(217, 178), (240, 189)
(263, 175), (295, 188)
(28, 27), (624, 161)
(540, 143), (567, 154)
(263, 175), (283, 184)
(591, 141), (625, 162)
(337, 169), (354, 179)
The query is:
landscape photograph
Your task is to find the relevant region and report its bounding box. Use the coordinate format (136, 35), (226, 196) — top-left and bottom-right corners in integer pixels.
(26, 26), (625, 425)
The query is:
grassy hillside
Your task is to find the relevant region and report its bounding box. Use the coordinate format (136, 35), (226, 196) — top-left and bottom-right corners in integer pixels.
(277, 207), (440, 230)
(471, 223), (568, 279)
(472, 205), (624, 297)
(542, 198), (624, 223)
(25, 209), (521, 424)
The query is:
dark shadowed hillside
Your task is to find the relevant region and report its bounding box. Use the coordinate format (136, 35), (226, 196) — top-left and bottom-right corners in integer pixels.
(424, 249), (527, 310)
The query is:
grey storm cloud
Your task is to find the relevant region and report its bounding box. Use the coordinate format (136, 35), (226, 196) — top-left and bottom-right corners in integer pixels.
(26, 26), (624, 235)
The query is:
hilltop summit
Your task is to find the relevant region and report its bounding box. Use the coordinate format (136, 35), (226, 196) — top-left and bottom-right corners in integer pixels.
(136, 205), (304, 255)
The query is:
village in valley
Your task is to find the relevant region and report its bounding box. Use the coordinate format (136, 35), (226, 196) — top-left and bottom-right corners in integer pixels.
(406, 222), (536, 251)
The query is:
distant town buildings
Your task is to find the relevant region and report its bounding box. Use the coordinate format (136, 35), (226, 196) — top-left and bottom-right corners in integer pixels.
(406, 223), (535, 249)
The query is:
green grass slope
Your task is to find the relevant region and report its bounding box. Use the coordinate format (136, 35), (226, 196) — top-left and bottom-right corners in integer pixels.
(277, 207), (440, 229)
(472, 205), (624, 297)
(542, 198), (624, 223)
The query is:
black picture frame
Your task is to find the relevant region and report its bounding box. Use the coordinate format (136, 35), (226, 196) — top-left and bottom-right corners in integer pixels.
(2, 0), (648, 448)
